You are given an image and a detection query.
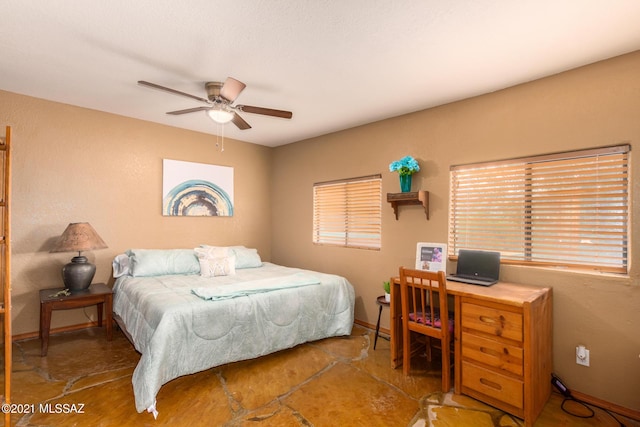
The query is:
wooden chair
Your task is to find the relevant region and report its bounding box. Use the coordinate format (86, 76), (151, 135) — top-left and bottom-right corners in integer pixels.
(399, 267), (453, 392)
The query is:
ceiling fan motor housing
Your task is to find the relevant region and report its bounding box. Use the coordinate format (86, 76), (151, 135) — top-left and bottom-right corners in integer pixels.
(205, 82), (225, 102)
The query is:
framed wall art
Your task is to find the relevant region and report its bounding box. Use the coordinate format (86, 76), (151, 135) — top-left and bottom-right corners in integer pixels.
(162, 159), (234, 216)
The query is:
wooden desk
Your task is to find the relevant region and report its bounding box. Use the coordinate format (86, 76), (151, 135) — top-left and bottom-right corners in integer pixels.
(390, 277), (552, 427)
(39, 283), (113, 356)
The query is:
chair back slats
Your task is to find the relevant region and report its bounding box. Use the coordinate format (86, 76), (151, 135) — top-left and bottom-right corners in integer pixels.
(400, 267), (449, 336)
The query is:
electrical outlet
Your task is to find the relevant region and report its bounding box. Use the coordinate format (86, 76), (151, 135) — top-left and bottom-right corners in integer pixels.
(576, 345), (590, 367)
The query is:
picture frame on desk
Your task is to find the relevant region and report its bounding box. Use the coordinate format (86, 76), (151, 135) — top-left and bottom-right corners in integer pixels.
(415, 242), (447, 274)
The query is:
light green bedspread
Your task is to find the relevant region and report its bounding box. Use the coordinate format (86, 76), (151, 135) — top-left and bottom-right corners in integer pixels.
(113, 262), (355, 415)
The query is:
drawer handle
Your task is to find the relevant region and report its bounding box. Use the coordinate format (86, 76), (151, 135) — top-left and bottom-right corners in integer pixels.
(479, 315), (505, 325)
(479, 315), (506, 336)
(479, 315), (496, 324)
(480, 346), (502, 358)
(480, 377), (502, 391)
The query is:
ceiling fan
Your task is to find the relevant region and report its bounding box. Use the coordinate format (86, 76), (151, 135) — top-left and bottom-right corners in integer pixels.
(137, 77), (292, 130)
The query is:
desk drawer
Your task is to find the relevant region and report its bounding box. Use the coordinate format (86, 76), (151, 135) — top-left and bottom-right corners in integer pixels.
(461, 301), (523, 342)
(462, 332), (523, 376)
(462, 361), (524, 410)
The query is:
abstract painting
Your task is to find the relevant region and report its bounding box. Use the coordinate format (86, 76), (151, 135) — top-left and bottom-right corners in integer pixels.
(162, 159), (234, 216)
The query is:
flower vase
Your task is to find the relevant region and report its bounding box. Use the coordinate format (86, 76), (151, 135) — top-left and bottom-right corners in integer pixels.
(399, 174), (412, 192)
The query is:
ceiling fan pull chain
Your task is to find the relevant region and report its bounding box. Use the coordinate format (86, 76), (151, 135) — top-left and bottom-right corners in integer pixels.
(220, 123), (225, 152)
(214, 123), (225, 153)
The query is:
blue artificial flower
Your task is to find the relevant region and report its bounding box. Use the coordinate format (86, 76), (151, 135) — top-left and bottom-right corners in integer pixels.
(389, 155), (420, 176)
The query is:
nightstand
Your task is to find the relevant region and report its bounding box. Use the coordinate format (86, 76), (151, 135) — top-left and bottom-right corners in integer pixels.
(39, 283), (113, 356)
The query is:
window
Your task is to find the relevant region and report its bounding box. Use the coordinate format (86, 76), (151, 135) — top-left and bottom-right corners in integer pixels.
(449, 145), (629, 273)
(313, 175), (382, 249)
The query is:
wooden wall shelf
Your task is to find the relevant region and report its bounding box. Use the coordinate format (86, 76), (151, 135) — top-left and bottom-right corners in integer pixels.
(387, 190), (429, 220)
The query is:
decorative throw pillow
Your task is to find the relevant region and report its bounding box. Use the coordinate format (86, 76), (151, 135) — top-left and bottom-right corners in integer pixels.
(198, 255), (236, 277)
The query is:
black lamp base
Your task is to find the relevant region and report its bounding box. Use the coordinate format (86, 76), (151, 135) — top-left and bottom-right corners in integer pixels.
(62, 256), (96, 292)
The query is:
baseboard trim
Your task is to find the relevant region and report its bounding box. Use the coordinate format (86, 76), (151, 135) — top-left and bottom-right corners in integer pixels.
(354, 319), (389, 336)
(569, 389), (640, 422)
(13, 322), (99, 342)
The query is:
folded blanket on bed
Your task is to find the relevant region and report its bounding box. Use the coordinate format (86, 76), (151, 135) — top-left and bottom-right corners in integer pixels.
(191, 272), (321, 300)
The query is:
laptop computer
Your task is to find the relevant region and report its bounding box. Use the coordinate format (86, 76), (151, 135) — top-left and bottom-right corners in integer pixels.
(447, 249), (500, 286)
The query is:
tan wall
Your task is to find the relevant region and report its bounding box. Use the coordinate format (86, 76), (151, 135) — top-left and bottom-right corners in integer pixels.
(0, 91), (272, 336)
(271, 51), (640, 411)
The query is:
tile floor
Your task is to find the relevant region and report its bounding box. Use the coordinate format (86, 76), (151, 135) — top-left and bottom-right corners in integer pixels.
(2, 325), (638, 426)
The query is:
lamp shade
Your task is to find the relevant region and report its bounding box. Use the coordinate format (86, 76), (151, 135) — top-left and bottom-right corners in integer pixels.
(50, 223), (108, 292)
(50, 222), (108, 254)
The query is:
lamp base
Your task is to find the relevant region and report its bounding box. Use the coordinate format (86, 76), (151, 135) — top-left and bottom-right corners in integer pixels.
(62, 256), (96, 293)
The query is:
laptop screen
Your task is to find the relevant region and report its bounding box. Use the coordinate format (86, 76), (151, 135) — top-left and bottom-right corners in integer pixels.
(455, 250), (501, 281)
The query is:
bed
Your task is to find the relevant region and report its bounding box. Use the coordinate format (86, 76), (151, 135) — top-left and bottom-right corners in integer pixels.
(111, 247), (355, 417)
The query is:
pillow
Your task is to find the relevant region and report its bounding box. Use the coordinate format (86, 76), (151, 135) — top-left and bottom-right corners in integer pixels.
(194, 247), (236, 277)
(194, 246), (229, 259)
(112, 254), (131, 278)
(200, 245), (262, 269)
(197, 255), (236, 277)
(126, 249), (200, 277)
(229, 246), (262, 269)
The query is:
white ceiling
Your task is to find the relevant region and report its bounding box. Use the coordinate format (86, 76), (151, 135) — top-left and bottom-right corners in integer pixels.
(1, 1), (640, 147)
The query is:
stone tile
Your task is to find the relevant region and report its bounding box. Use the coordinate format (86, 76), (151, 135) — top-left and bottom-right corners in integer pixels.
(498, 413), (523, 426)
(29, 368), (234, 427)
(219, 344), (335, 411)
(231, 400), (307, 426)
(11, 369), (66, 405)
(427, 405), (495, 426)
(283, 362), (419, 427)
(353, 331), (443, 400)
(151, 368), (233, 426)
(311, 331), (369, 361)
(67, 366), (135, 392)
(5, 369), (65, 427)
(19, 329), (139, 382)
(412, 392), (507, 427)
(443, 391), (498, 412)
(8, 342), (31, 372)
(533, 393), (640, 427)
(27, 377), (136, 427)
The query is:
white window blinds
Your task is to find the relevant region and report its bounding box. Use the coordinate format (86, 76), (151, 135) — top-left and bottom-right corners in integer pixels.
(449, 145), (629, 273)
(313, 175), (382, 249)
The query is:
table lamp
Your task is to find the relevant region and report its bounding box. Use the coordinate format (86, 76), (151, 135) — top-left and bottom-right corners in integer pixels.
(50, 222), (108, 292)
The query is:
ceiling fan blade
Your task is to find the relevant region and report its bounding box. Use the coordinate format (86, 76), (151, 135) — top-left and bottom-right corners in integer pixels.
(138, 80), (210, 104)
(220, 77), (246, 102)
(167, 106), (211, 115)
(232, 112), (252, 130)
(237, 105), (293, 119)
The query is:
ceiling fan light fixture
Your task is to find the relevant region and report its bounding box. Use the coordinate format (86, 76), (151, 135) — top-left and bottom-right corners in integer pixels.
(206, 106), (234, 124)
